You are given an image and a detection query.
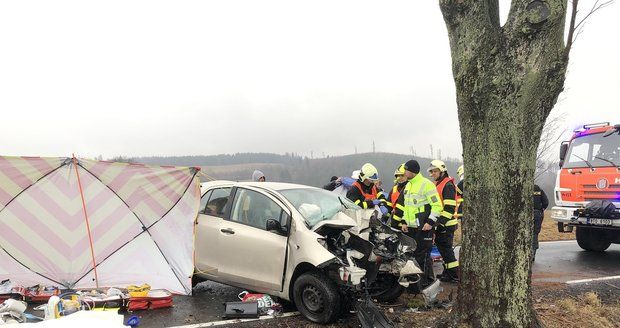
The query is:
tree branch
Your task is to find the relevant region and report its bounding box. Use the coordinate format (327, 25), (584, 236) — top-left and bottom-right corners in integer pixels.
(565, 0), (579, 59)
(487, 0), (501, 27)
(439, 0), (500, 30)
(575, 0), (614, 30)
(565, 0), (614, 59)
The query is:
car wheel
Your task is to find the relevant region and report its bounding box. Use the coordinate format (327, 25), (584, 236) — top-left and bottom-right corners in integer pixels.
(369, 274), (404, 303)
(576, 227), (611, 252)
(293, 271), (341, 323)
(191, 275), (206, 288)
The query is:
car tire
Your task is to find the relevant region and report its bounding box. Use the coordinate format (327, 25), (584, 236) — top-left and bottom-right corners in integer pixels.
(191, 275), (206, 288)
(576, 227), (611, 252)
(293, 271), (341, 324)
(370, 274), (404, 303)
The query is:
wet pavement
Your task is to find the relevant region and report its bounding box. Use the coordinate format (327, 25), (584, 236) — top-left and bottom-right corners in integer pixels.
(126, 281), (244, 328)
(532, 240), (620, 283)
(130, 240), (620, 327)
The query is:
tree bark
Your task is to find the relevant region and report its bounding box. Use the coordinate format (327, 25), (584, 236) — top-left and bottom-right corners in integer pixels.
(438, 1), (569, 327)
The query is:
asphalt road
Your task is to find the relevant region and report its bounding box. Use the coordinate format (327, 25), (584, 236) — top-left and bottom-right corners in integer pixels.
(130, 240), (620, 327)
(532, 240), (620, 283)
(125, 281), (245, 328)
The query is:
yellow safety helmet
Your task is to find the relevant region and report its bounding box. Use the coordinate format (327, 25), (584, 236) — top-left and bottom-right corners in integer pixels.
(359, 163), (379, 181)
(394, 163), (406, 177)
(457, 165), (464, 177)
(427, 159), (447, 173)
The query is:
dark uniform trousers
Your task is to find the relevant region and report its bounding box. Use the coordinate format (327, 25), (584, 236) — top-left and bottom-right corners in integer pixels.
(406, 227), (435, 288)
(435, 225), (458, 278)
(533, 209), (544, 256)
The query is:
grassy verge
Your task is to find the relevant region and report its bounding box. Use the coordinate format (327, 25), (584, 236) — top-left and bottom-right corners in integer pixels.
(536, 292), (620, 328)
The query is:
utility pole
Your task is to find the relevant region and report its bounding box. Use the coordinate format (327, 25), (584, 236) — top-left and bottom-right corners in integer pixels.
(438, 148), (442, 160)
(372, 140), (376, 153)
(430, 144), (434, 159)
(355, 146), (358, 154)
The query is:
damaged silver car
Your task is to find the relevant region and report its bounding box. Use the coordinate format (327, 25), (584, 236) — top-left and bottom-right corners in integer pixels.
(193, 181), (432, 324)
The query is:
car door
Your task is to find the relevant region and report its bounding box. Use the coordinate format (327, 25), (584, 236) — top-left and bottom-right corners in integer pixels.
(194, 187), (233, 280)
(217, 187), (289, 293)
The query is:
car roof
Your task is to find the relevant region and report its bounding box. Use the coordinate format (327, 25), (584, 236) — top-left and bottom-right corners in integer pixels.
(201, 180), (316, 192)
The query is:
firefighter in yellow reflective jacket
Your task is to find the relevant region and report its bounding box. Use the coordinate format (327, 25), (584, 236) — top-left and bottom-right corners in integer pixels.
(428, 160), (459, 283)
(397, 159), (443, 288)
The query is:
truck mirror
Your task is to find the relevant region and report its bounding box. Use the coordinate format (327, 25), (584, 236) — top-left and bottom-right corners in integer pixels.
(559, 142), (569, 167)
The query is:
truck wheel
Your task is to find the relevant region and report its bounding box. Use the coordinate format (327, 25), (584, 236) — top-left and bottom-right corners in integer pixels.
(576, 227), (611, 252)
(370, 274), (404, 303)
(293, 271), (341, 323)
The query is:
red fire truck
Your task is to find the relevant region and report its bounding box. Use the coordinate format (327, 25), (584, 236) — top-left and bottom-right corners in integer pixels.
(551, 122), (620, 251)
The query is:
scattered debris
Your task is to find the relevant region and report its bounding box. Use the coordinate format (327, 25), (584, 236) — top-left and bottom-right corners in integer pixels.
(355, 296), (395, 328)
(0, 298), (27, 324)
(421, 280), (443, 306)
(224, 301), (260, 319)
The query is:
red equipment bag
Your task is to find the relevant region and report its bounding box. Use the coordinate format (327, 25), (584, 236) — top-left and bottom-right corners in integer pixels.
(25, 285), (60, 303)
(128, 289), (173, 311)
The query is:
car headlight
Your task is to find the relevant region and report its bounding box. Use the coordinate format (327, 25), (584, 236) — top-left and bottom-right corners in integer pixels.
(551, 209), (567, 219)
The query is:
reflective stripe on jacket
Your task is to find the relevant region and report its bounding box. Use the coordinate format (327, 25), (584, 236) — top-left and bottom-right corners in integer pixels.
(402, 174), (442, 227)
(435, 176), (458, 227)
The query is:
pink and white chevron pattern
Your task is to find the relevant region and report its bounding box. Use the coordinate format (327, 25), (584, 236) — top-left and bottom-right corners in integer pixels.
(0, 156), (199, 294)
(0, 156), (64, 212)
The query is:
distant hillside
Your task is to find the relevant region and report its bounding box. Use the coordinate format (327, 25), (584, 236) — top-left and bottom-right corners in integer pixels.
(133, 152), (558, 206)
(135, 152), (462, 191)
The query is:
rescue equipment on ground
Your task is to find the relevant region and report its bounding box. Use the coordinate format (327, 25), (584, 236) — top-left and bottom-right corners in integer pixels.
(128, 289), (173, 311)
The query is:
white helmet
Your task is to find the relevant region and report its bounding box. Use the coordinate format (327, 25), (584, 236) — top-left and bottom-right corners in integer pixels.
(427, 159), (447, 173)
(457, 165), (464, 178)
(351, 170), (361, 179)
(359, 163), (379, 182)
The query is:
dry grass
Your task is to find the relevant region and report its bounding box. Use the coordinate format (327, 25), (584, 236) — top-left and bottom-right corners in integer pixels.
(536, 292), (620, 328)
(453, 211), (575, 245)
(538, 211), (575, 242)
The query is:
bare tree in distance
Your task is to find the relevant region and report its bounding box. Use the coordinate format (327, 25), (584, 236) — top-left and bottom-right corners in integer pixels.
(535, 110), (566, 180)
(109, 156), (136, 163)
(438, 0), (613, 327)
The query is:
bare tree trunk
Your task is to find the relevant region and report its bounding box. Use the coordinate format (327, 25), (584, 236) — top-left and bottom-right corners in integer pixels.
(438, 1), (570, 327)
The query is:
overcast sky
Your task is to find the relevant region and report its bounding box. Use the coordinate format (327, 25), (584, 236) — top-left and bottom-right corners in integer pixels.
(1, 1), (618, 159)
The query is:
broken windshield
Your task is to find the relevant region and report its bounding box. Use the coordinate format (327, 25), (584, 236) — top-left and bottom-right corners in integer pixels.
(279, 188), (359, 228)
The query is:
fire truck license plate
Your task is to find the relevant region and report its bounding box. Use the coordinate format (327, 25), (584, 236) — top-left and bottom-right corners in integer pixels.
(587, 218), (613, 226)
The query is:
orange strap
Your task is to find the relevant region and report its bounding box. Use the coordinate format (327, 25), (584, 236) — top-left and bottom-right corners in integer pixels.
(352, 181), (378, 201)
(72, 155), (99, 288)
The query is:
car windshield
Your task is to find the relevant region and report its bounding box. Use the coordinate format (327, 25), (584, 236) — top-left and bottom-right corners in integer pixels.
(279, 188), (359, 228)
(565, 132), (620, 168)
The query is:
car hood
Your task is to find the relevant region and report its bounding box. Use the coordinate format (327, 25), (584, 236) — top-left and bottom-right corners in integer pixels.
(311, 211), (358, 236)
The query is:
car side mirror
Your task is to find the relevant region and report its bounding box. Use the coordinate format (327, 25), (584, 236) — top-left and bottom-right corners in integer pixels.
(559, 142), (569, 167)
(266, 218), (284, 234)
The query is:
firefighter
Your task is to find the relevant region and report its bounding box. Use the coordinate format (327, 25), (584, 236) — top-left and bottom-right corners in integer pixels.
(455, 165), (464, 220)
(398, 159), (443, 288)
(428, 160), (459, 283)
(346, 163), (388, 216)
(533, 184), (549, 261)
(386, 163), (407, 226)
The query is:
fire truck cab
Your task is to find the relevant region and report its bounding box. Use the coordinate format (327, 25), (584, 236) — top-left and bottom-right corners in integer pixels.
(551, 122), (620, 252)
